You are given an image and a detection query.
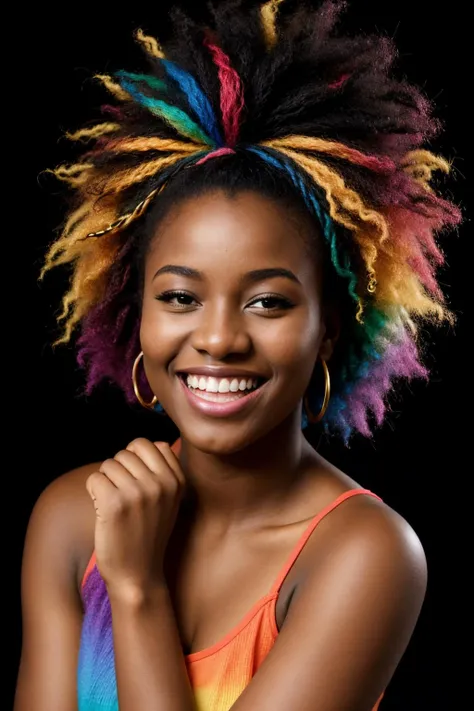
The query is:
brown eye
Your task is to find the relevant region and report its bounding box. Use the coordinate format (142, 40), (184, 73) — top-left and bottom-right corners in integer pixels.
(248, 295), (294, 311)
(155, 291), (198, 308)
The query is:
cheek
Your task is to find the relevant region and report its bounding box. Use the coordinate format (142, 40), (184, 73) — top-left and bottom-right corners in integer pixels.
(268, 323), (319, 364)
(263, 305), (322, 366)
(138, 299), (177, 363)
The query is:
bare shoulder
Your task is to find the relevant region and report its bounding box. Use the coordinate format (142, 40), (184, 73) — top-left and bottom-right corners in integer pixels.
(304, 448), (427, 588)
(244, 493), (429, 710)
(339, 493), (426, 580)
(303, 489), (428, 619)
(25, 461), (102, 590)
(230, 489), (428, 709)
(15, 463), (102, 710)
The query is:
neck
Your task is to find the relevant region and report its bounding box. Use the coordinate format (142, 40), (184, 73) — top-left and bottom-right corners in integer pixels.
(176, 413), (317, 534)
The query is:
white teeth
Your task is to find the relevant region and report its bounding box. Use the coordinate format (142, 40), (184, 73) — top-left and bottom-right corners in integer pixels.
(185, 374), (259, 393)
(218, 379), (230, 393)
(207, 377), (219, 392)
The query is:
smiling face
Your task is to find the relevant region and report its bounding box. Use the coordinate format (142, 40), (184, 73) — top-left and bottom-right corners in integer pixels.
(140, 189), (337, 454)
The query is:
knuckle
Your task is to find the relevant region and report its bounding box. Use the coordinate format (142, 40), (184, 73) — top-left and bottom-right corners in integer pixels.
(166, 475), (181, 494)
(149, 481), (166, 503)
(129, 485), (146, 505)
(114, 450), (129, 462)
(128, 437), (148, 450)
(108, 494), (125, 516)
(149, 479), (164, 497)
(156, 477), (179, 501)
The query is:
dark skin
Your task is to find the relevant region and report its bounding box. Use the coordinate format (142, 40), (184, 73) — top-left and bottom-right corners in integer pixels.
(15, 190), (427, 711)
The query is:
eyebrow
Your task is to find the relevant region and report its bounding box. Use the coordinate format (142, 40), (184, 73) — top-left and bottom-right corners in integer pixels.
(152, 264), (301, 285)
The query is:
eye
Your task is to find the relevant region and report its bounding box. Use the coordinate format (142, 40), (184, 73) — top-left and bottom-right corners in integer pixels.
(155, 290), (198, 308)
(155, 291), (294, 313)
(247, 295), (294, 312)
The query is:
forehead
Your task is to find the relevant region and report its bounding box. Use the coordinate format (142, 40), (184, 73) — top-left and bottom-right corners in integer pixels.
(146, 190), (320, 277)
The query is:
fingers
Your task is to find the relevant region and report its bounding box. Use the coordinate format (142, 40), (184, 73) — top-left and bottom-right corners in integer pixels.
(99, 458), (142, 493)
(125, 438), (166, 475)
(89, 451), (154, 501)
(86, 439), (185, 510)
(113, 448), (176, 499)
(127, 438), (185, 488)
(86, 469), (117, 508)
(113, 449), (156, 484)
(153, 442), (186, 488)
(87, 458), (152, 520)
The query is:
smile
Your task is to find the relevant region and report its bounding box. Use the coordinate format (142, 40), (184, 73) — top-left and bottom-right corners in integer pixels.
(177, 374), (268, 418)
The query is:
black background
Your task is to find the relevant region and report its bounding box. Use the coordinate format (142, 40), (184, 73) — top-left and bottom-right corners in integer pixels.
(12, 1), (470, 709)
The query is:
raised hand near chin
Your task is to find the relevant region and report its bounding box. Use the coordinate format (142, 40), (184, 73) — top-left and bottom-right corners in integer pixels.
(86, 438), (186, 602)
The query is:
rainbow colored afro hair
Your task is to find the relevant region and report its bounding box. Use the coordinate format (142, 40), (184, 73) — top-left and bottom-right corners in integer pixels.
(41, 0), (461, 442)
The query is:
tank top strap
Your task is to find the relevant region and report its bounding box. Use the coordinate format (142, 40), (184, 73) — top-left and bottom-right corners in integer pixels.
(269, 488), (382, 596)
(171, 437), (182, 455)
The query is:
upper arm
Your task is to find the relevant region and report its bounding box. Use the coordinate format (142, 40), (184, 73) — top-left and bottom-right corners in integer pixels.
(14, 464), (98, 711)
(233, 501), (427, 711)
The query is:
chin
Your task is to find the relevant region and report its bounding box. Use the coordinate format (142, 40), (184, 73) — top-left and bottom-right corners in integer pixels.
(177, 421), (264, 456)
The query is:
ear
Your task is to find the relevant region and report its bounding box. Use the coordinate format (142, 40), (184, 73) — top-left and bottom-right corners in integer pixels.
(319, 303), (341, 362)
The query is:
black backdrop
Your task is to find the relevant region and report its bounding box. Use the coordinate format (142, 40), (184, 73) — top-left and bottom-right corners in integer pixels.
(12, 2), (470, 709)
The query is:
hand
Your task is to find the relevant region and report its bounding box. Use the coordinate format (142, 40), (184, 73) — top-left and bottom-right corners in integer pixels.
(86, 438), (186, 601)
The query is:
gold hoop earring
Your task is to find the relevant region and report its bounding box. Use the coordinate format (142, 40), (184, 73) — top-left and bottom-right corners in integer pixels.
(132, 351), (158, 409)
(304, 358), (330, 424)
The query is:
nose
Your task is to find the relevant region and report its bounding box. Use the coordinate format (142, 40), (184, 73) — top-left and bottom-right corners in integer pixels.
(190, 300), (252, 359)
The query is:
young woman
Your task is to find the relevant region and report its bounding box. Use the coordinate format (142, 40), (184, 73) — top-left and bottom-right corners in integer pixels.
(16, 1), (461, 710)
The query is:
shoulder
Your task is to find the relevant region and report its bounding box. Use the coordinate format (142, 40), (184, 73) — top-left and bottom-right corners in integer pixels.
(294, 449), (428, 602)
(298, 491), (428, 635)
(236, 491), (427, 708)
(302, 449), (427, 591)
(24, 462), (102, 591)
(16, 464), (102, 709)
(268, 494), (428, 705)
(311, 490), (427, 590)
(345, 493), (426, 579)
(220, 492), (428, 709)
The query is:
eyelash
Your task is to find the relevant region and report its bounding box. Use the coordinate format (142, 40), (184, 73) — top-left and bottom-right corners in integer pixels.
(155, 290), (294, 312)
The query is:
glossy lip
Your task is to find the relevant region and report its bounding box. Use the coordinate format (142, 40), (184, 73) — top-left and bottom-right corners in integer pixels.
(177, 373), (268, 418)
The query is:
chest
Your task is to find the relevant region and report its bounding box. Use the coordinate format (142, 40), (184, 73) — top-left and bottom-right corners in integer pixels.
(163, 521), (312, 656)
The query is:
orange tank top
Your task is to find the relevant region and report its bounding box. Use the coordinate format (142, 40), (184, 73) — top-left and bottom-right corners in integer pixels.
(79, 439), (385, 711)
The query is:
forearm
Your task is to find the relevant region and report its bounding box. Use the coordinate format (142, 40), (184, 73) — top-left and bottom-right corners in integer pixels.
(110, 585), (196, 711)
